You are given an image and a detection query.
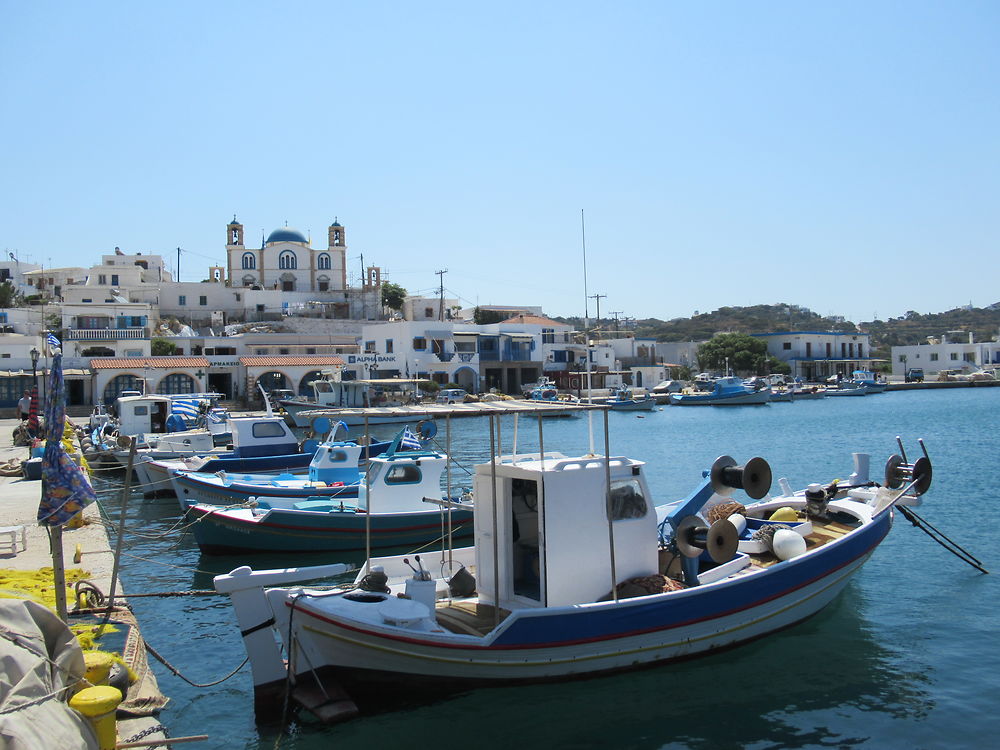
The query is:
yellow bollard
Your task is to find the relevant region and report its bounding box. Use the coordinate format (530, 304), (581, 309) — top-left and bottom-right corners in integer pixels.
(74, 543), (83, 564)
(83, 651), (115, 686)
(69, 685), (122, 750)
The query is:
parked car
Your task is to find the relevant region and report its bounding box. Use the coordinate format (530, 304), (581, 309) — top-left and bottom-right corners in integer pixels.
(905, 368), (924, 383)
(435, 388), (468, 404)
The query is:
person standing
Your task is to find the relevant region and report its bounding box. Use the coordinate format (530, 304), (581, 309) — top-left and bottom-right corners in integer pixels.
(17, 390), (31, 421)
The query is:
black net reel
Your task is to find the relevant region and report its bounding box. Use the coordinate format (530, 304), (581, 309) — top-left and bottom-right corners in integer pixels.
(710, 455), (772, 500)
(884, 454), (933, 496)
(674, 515), (739, 563)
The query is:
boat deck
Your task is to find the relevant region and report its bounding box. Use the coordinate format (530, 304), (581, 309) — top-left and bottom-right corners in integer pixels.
(748, 516), (858, 568)
(434, 599), (510, 637)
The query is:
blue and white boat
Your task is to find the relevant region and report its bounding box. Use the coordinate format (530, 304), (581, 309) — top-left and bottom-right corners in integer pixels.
(214, 401), (932, 724)
(851, 370), (888, 394)
(186, 441), (474, 554)
(605, 385), (656, 411)
(170, 427), (423, 510)
(669, 376), (771, 406)
(825, 382), (867, 396)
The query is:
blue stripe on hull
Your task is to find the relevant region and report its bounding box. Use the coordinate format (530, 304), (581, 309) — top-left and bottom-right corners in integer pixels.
(490, 511), (890, 647)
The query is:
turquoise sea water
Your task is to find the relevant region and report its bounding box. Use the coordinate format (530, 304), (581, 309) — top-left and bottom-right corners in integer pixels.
(98, 387), (1000, 749)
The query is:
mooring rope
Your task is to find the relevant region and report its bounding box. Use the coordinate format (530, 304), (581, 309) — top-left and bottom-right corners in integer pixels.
(897, 504), (989, 574)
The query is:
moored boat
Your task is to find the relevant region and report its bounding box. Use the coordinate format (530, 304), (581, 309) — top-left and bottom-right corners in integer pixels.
(605, 385), (657, 411)
(669, 376), (771, 406)
(213, 401), (933, 723)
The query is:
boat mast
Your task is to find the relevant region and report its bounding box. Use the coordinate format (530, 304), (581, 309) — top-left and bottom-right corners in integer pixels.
(581, 209), (595, 454)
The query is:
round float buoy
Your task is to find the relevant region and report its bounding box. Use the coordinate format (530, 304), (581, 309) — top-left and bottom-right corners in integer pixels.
(772, 529), (807, 560)
(727, 513), (747, 535)
(768, 507), (798, 522)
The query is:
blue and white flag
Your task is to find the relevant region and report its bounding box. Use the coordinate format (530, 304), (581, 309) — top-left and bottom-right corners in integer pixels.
(400, 427), (423, 451)
(46, 332), (61, 351)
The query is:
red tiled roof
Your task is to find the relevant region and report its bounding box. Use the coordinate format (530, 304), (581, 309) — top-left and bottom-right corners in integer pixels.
(90, 357), (210, 369)
(239, 356), (345, 367)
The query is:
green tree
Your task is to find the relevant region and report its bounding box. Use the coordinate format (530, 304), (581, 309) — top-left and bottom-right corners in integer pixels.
(473, 306), (504, 325)
(151, 338), (178, 356)
(698, 332), (773, 375)
(381, 282), (407, 311)
(0, 281), (22, 308)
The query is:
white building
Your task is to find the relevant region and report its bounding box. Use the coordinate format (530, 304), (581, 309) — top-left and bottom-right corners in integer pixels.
(752, 330), (875, 381)
(890, 330), (1000, 379)
(226, 218), (347, 293)
(0, 258), (43, 294)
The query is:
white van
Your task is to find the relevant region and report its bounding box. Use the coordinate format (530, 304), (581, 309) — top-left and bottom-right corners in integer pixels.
(435, 388), (468, 404)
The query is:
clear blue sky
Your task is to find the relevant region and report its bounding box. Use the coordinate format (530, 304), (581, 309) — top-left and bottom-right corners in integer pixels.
(2, 1), (997, 324)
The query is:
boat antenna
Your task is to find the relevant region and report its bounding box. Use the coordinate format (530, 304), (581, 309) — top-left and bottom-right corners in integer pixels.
(258, 382), (274, 418)
(581, 209), (595, 454)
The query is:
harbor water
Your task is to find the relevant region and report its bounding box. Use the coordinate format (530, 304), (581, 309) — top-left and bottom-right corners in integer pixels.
(95, 387), (1000, 749)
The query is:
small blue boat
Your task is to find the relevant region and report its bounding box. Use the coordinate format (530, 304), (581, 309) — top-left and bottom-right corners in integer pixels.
(669, 377), (771, 406)
(605, 386), (656, 411)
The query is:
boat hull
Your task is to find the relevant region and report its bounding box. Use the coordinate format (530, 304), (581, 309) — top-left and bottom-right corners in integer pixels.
(188, 504), (474, 554)
(277, 509), (889, 682)
(172, 471), (361, 510)
(669, 390), (771, 406)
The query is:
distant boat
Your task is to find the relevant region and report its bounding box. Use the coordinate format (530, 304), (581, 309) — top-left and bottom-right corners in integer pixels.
(280, 372), (427, 428)
(605, 386), (657, 411)
(851, 370), (887, 394)
(669, 377), (771, 406)
(826, 383), (867, 397)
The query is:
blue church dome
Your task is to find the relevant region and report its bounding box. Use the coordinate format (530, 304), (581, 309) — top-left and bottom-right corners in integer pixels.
(266, 227), (308, 244)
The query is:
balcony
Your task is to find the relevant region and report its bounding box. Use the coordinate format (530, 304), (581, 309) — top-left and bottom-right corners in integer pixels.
(457, 352), (476, 363)
(434, 351), (455, 362)
(66, 327), (149, 341)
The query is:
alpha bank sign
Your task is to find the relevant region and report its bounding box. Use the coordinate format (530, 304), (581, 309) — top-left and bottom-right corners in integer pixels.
(348, 354), (398, 365)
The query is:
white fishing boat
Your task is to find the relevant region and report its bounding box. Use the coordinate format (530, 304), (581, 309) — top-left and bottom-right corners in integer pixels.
(214, 402), (932, 724)
(279, 371), (427, 428)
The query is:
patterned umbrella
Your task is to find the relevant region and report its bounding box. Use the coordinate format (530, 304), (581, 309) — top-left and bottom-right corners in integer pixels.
(37, 351), (97, 526)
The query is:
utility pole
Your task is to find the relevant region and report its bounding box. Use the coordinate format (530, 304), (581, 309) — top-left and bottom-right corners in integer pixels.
(435, 269), (448, 321)
(610, 311), (623, 332)
(177, 247), (182, 282)
(589, 293), (606, 328)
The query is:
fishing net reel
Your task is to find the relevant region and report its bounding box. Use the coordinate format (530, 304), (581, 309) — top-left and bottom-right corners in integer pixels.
(710, 455), (772, 500)
(884, 440), (933, 496)
(674, 515), (739, 564)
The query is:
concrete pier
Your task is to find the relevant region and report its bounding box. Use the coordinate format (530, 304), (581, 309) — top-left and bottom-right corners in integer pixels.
(0, 417), (168, 747)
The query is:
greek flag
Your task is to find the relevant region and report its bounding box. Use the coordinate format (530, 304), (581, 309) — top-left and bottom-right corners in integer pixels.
(400, 427), (423, 451)
(170, 398), (203, 418)
(46, 332), (61, 351)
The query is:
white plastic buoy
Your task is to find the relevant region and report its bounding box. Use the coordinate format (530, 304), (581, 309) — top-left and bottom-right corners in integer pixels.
(772, 529), (807, 560)
(727, 513), (747, 535)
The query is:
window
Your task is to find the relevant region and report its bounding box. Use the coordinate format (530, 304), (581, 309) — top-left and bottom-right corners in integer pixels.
(317, 280), (329, 292)
(424, 307), (434, 318)
(782, 342), (792, 350)
(111, 274), (119, 286)
(413, 337), (426, 350)
(252, 422), (288, 438)
(805, 342), (812, 357)
(255, 348), (267, 355)
(826, 342), (832, 357)
(256, 304), (265, 312)
(133, 406), (148, 416)
(279, 348), (289, 355)
(964, 353), (976, 362)
(608, 479), (648, 520)
(841, 343), (847, 357)
(848, 343), (854, 358)
(306, 348), (316, 354)
(542, 328), (554, 344)
(82, 298), (92, 303)
(365, 341), (376, 353)
(125, 349), (142, 357)
(198, 296), (207, 306)
(950, 353), (958, 361)
(178, 295), (186, 306)
(279, 251), (297, 269)
(385, 464), (422, 484)
(98, 274), (107, 285)
(1, 353), (8, 359)
(386, 339), (394, 353)
(317, 253), (331, 270)
(930, 353), (939, 362)
(899, 355), (906, 363)
(242, 253), (256, 270)
(858, 344), (864, 358)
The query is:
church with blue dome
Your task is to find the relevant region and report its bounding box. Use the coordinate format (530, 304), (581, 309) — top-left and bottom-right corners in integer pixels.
(225, 216), (347, 293)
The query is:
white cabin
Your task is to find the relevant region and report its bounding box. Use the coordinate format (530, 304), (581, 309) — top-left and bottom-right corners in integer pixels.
(228, 417), (298, 457)
(358, 451), (448, 513)
(115, 394), (172, 436)
(473, 453), (659, 610)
